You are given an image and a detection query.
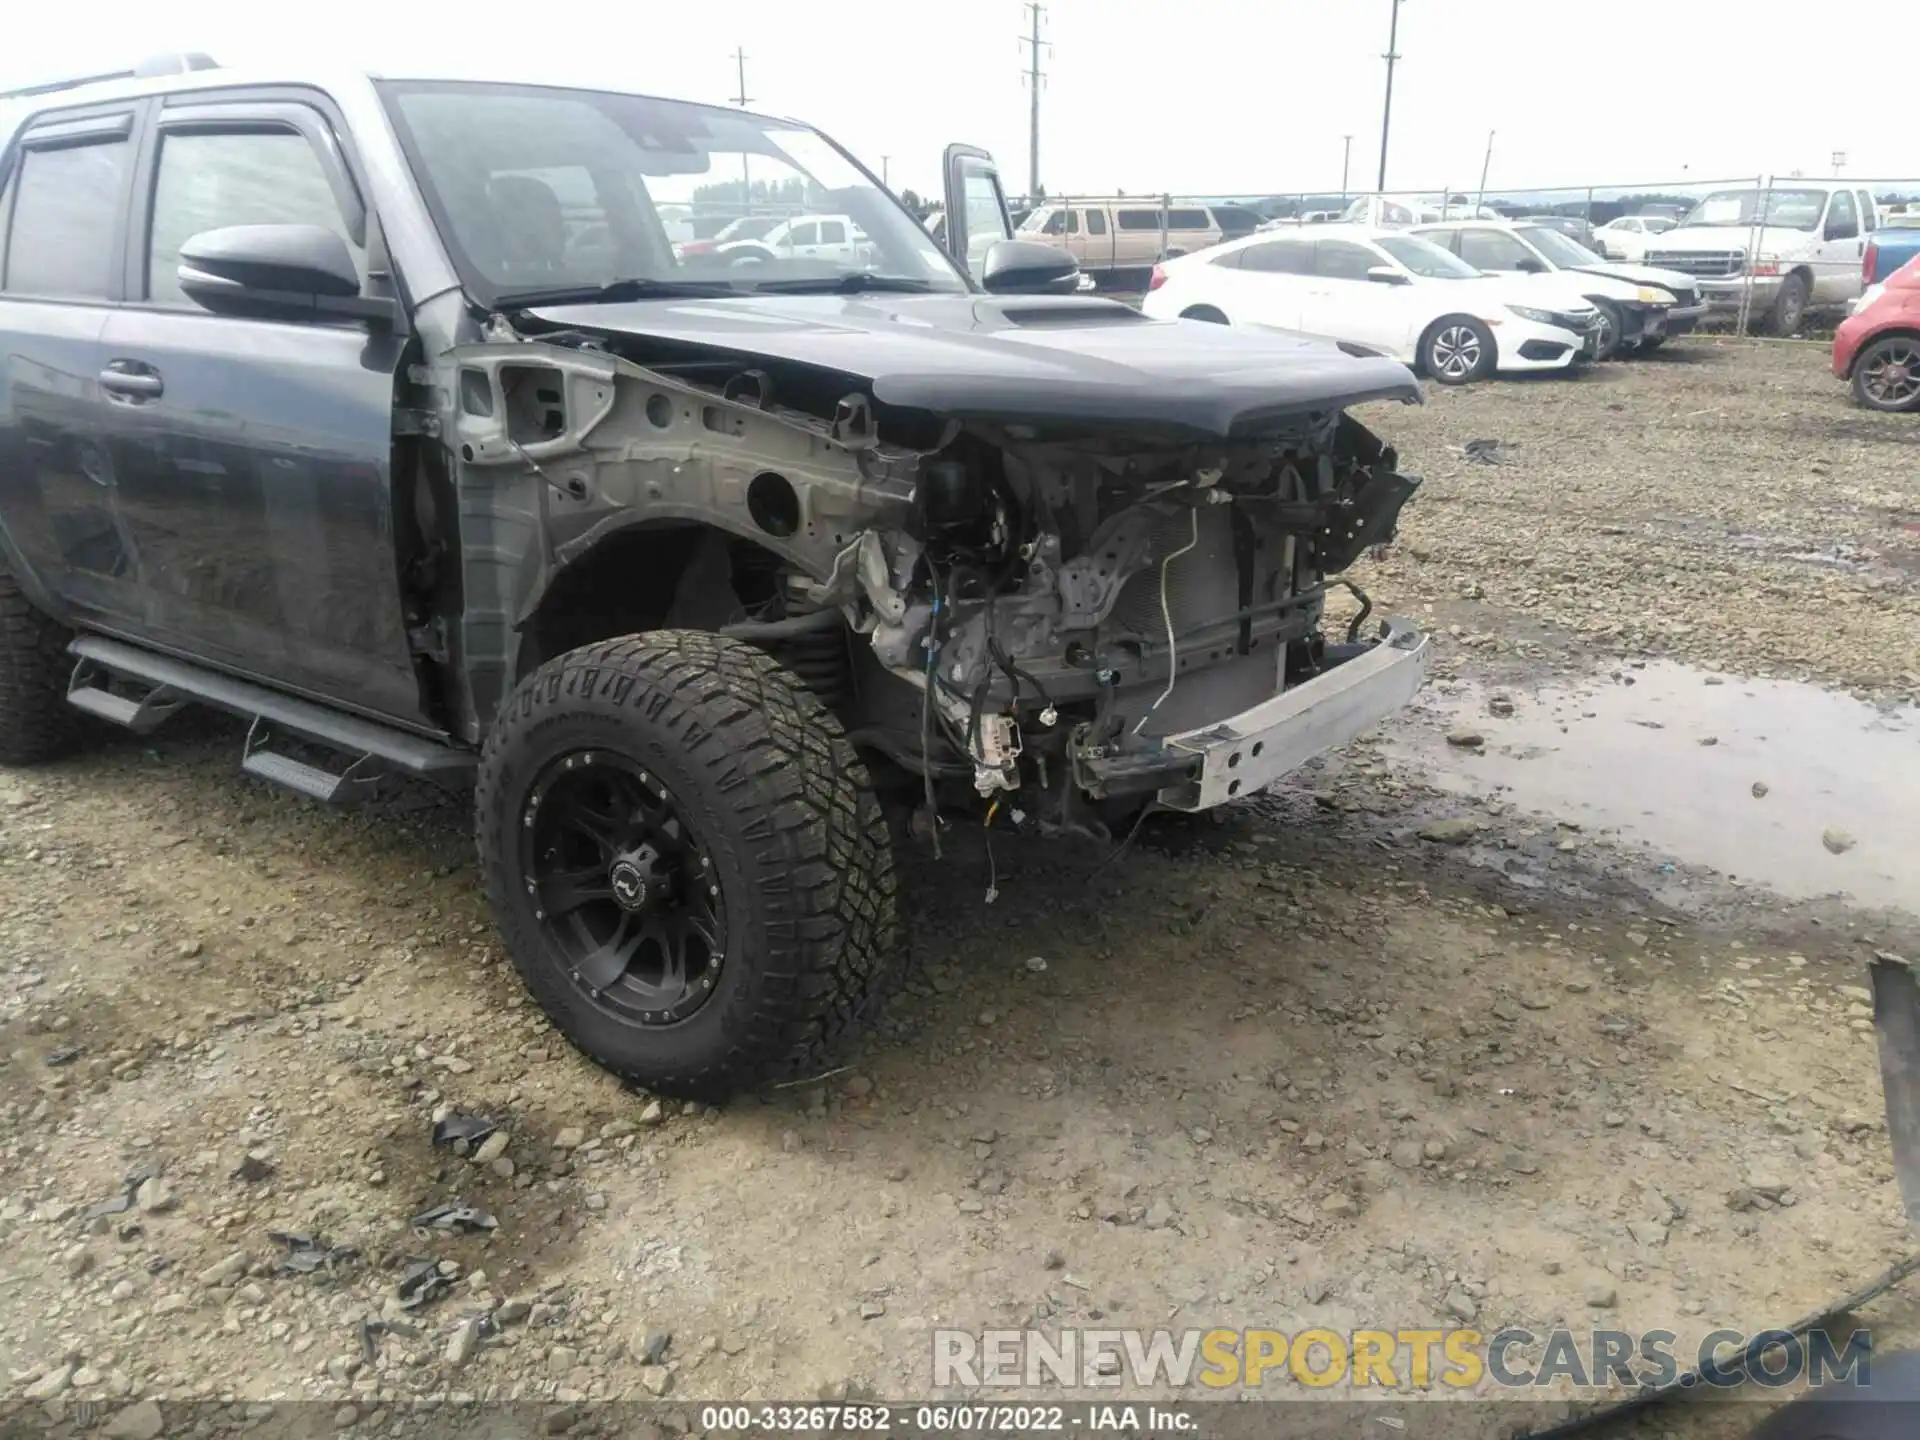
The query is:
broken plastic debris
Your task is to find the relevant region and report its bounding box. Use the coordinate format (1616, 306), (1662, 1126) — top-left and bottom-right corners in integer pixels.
(430, 1114), (501, 1152)
(410, 1201), (498, 1235)
(268, 1230), (360, 1274)
(1462, 438), (1509, 465)
(396, 1257), (452, 1309)
(80, 1166), (158, 1223)
(45, 1046), (82, 1067)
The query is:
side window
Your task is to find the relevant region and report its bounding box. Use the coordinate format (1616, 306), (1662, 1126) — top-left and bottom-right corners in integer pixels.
(1861, 193), (1878, 233)
(3, 137), (134, 300)
(1312, 240), (1379, 281)
(1457, 229), (1533, 271)
(818, 220), (846, 244)
(1115, 210), (1164, 231)
(148, 129), (361, 306)
(1166, 209), (1209, 230)
(1420, 228), (1462, 254)
(1826, 191), (1857, 240)
(1084, 209), (1106, 235)
(1236, 241), (1311, 274)
(787, 222), (818, 246)
(1041, 210), (1068, 236)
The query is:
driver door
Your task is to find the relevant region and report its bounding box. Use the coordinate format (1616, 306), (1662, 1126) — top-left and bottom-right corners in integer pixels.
(939, 144), (1014, 283)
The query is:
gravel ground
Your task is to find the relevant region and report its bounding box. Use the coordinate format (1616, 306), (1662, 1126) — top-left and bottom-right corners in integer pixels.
(2, 338), (1917, 1439)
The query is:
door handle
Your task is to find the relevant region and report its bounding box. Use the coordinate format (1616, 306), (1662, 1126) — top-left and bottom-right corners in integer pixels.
(99, 363), (163, 401)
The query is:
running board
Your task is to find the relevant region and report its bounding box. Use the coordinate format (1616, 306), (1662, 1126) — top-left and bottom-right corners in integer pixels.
(66, 635), (474, 804)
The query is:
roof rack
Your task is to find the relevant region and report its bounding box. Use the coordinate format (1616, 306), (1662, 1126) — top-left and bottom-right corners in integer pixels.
(0, 52), (218, 104)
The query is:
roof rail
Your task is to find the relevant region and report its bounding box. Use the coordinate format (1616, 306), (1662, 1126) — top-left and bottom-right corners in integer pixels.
(0, 52), (218, 103)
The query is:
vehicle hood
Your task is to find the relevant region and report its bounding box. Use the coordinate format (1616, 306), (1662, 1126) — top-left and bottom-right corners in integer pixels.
(1646, 224), (1812, 254)
(1488, 272), (1605, 311)
(1568, 259), (1701, 296)
(528, 293), (1422, 435)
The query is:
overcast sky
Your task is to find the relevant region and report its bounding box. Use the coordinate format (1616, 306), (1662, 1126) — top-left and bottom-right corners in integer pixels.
(5, 0), (1910, 201)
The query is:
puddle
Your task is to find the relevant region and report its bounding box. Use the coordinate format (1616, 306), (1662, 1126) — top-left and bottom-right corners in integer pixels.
(1386, 662), (1920, 914)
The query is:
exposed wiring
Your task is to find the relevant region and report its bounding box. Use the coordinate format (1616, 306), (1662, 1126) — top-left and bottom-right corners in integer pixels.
(982, 799), (1001, 904)
(1094, 801), (1157, 875)
(1131, 506), (1201, 737)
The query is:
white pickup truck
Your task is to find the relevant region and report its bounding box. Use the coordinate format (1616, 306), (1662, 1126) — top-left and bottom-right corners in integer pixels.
(1643, 182), (1884, 333)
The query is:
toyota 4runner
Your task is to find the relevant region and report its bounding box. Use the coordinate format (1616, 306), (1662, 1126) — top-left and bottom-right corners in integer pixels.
(0, 59), (1430, 1096)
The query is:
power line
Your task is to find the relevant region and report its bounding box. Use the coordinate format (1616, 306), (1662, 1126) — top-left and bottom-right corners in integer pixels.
(1020, 3), (1048, 202)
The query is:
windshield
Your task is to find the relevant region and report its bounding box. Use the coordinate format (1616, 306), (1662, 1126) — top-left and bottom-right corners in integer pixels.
(1518, 225), (1606, 267)
(1376, 233), (1480, 279)
(377, 81), (967, 302)
(1681, 188), (1828, 231)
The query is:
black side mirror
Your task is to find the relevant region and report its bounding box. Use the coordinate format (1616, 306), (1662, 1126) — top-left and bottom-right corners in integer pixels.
(1826, 220), (1858, 242)
(1364, 265), (1409, 286)
(179, 224), (398, 325)
(981, 238), (1082, 295)
(1515, 256), (1547, 273)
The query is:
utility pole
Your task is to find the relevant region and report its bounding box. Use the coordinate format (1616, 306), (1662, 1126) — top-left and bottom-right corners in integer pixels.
(1020, 3), (1047, 205)
(1476, 129), (1495, 210)
(730, 47), (753, 209)
(1341, 134), (1353, 202)
(1376, 0), (1404, 192)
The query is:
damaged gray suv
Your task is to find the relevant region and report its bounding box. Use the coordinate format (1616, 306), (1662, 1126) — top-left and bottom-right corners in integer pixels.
(0, 62), (1430, 1096)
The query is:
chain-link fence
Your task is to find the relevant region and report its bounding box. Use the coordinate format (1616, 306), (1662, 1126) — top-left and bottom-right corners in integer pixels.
(1016, 177), (1920, 333)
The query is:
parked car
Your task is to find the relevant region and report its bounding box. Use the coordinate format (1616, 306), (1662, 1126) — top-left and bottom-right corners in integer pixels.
(1015, 198), (1225, 277)
(1516, 214), (1600, 251)
(1865, 227), (1920, 289)
(718, 213), (872, 266)
(1593, 214), (1677, 261)
(1140, 224), (1601, 384)
(0, 61), (1433, 1097)
(1833, 255), (1920, 413)
(1645, 182), (1882, 333)
(675, 213), (784, 256)
(1410, 219), (1708, 357)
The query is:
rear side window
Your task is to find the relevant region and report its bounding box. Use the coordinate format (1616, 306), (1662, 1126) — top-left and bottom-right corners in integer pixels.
(1312, 240), (1380, 281)
(147, 129), (360, 306)
(1084, 209), (1106, 235)
(3, 137), (133, 299)
(1860, 192), (1878, 233)
(1116, 210), (1164, 231)
(1166, 209), (1208, 230)
(1235, 240), (1311, 274)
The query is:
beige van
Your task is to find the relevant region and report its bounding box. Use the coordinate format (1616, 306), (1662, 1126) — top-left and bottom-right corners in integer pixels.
(1015, 198), (1224, 273)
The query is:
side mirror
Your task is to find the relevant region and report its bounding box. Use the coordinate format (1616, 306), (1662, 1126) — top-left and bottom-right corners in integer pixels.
(178, 224), (396, 325)
(1365, 265), (1409, 286)
(1515, 256), (1547, 273)
(982, 239), (1082, 294)
(1826, 220), (1858, 242)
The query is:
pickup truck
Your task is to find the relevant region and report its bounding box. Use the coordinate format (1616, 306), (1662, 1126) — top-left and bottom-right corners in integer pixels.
(1866, 229), (1920, 289)
(1644, 181), (1884, 333)
(0, 59), (1431, 1098)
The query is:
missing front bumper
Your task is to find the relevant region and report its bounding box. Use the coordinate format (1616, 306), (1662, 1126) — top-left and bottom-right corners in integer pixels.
(1076, 619), (1431, 811)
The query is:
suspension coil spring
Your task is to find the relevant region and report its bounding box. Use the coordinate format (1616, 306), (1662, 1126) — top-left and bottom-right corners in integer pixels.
(769, 586), (853, 714)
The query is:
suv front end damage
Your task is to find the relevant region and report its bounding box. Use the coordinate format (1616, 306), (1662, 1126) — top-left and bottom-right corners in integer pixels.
(445, 295), (1429, 833)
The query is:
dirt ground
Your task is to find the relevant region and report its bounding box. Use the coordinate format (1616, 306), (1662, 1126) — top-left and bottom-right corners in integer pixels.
(3, 338), (1918, 1439)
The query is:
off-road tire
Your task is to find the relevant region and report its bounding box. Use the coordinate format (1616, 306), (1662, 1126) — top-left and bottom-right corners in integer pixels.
(1765, 272), (1810, 336)
(0, 562), (82, 766)
(475, 631), (900, 1099)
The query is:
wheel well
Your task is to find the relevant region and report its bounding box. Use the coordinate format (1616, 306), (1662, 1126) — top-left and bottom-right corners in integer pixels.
(516, 522), (789, 678)
(1852, 328), (1920, 376)
(1180, 304), (1228, 324)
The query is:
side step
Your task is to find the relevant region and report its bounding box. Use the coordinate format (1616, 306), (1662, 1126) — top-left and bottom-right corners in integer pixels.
(67, 635), (474, 804)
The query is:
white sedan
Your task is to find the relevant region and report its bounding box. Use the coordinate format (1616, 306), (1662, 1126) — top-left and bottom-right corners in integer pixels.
(1141, 225), (1600, 384)
(1593, 214), (1677, 262)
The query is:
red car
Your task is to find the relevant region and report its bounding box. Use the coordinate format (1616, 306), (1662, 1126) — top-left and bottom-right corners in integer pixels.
(1834, 254), (1920, 413)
